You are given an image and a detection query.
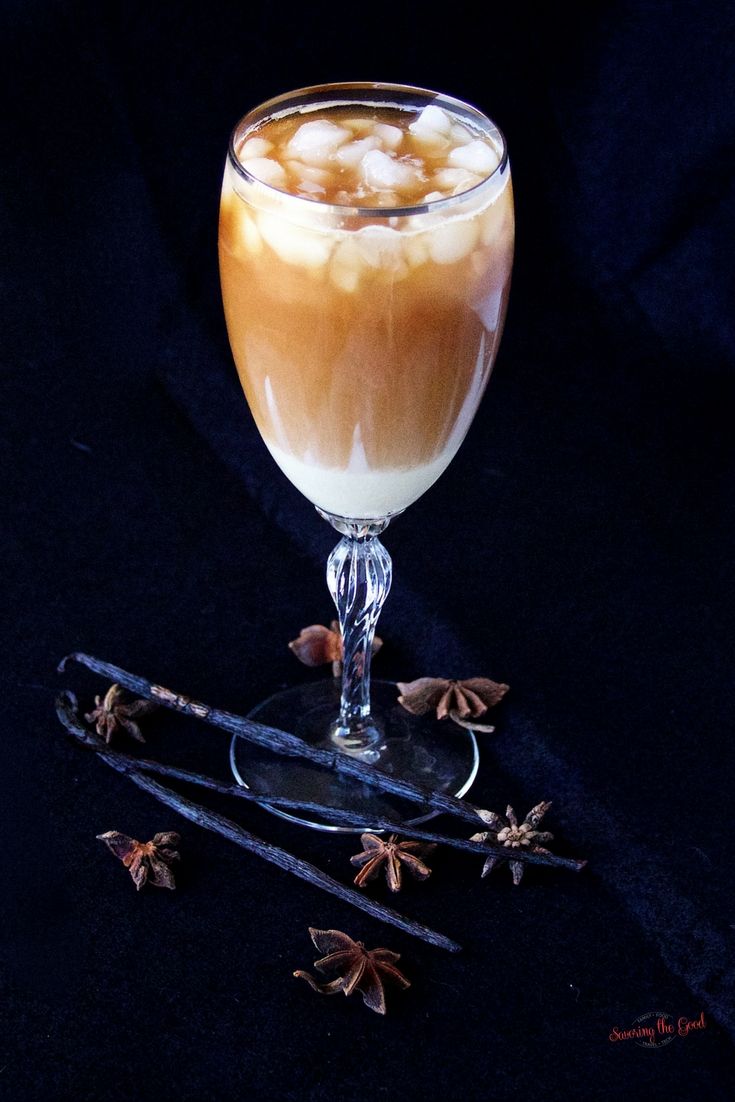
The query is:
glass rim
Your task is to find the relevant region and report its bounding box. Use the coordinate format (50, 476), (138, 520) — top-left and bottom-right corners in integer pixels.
(226, 80), (509, 219)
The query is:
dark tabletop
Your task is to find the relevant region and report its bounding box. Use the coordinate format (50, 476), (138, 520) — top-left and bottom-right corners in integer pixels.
(3, 2), (734, 1099)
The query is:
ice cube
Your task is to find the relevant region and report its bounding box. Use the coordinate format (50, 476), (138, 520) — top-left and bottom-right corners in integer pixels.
(409, 130), (450, 153)
(422, 190), (445, 203)
(410, 104), (453, 136)
(478, 183), (512, 242)
(451, 177), (483, 196)
(286, 120), (351, 166)
(343, 117), (376, 133)
(286, 160), (333, 186)
(330, 238), (363, 292)
(481, 206), (503, 246)
(428, 219), (479, 264)
(433, 167), (483, 194)
(404, 232), (431, 267)
(360, 149), (420, 195)
(258, 211), (333, 268)
(355, 225), (404, 269)
(450, 122), (474, 146)
(374, 123), (402, 150)
(295, 180), (326, 197)
(231, 209), (263, 256)
(448, 140), (499, 175)
(334, 136), (381, 169)
(330, 262), (360, 293)
(242, 157), (288, 188)
(239, 136), (274, 159)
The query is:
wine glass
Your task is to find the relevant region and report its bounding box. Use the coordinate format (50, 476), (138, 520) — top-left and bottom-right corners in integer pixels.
(219, 82), (514, 830)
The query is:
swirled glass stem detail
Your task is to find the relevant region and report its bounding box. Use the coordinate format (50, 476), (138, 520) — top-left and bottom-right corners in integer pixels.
(326, 519), (393, 751)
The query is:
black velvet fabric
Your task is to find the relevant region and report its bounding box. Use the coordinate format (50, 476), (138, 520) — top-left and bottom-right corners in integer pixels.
(4, 2), (734, 1098)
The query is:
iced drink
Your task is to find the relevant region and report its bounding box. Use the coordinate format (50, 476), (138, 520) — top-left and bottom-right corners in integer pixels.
(219, 90), (514, 519)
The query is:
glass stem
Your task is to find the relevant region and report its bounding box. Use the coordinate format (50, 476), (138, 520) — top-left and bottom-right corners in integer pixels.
(325, 518), (392, 749)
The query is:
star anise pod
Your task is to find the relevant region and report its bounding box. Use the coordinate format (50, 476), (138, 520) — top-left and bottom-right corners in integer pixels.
(97, 830), (181, 890)
(289, 620), (383, 677)
(294, 928), (410, 1015)
(469, 801), (554, 885)
(397, 677), (509, 732)
(85, 683), (157, 744)
(350, 833), (436, 893)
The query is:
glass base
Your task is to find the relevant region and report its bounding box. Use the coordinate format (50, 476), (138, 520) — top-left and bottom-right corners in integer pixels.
(229, 679), (479, 832)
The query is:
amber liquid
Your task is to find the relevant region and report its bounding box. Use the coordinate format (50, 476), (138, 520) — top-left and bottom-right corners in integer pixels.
(219, 104), (514, 517)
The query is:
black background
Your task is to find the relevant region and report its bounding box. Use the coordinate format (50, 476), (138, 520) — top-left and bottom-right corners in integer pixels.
(3, 1), (734, 1099)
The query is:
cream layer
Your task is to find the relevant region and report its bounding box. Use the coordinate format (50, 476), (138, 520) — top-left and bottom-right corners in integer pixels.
(264, 439), (458, 518)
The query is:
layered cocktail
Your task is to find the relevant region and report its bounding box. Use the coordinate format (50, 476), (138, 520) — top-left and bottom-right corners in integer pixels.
(220, 86), (513, 520)
(220, 84), (514, 829)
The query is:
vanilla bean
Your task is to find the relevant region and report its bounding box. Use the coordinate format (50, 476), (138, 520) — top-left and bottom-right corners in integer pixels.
(58, 652), (587, 874)
(58, 694), (585, 873)
(57, 656), (500, 819)
(56, 692), (460, 953)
